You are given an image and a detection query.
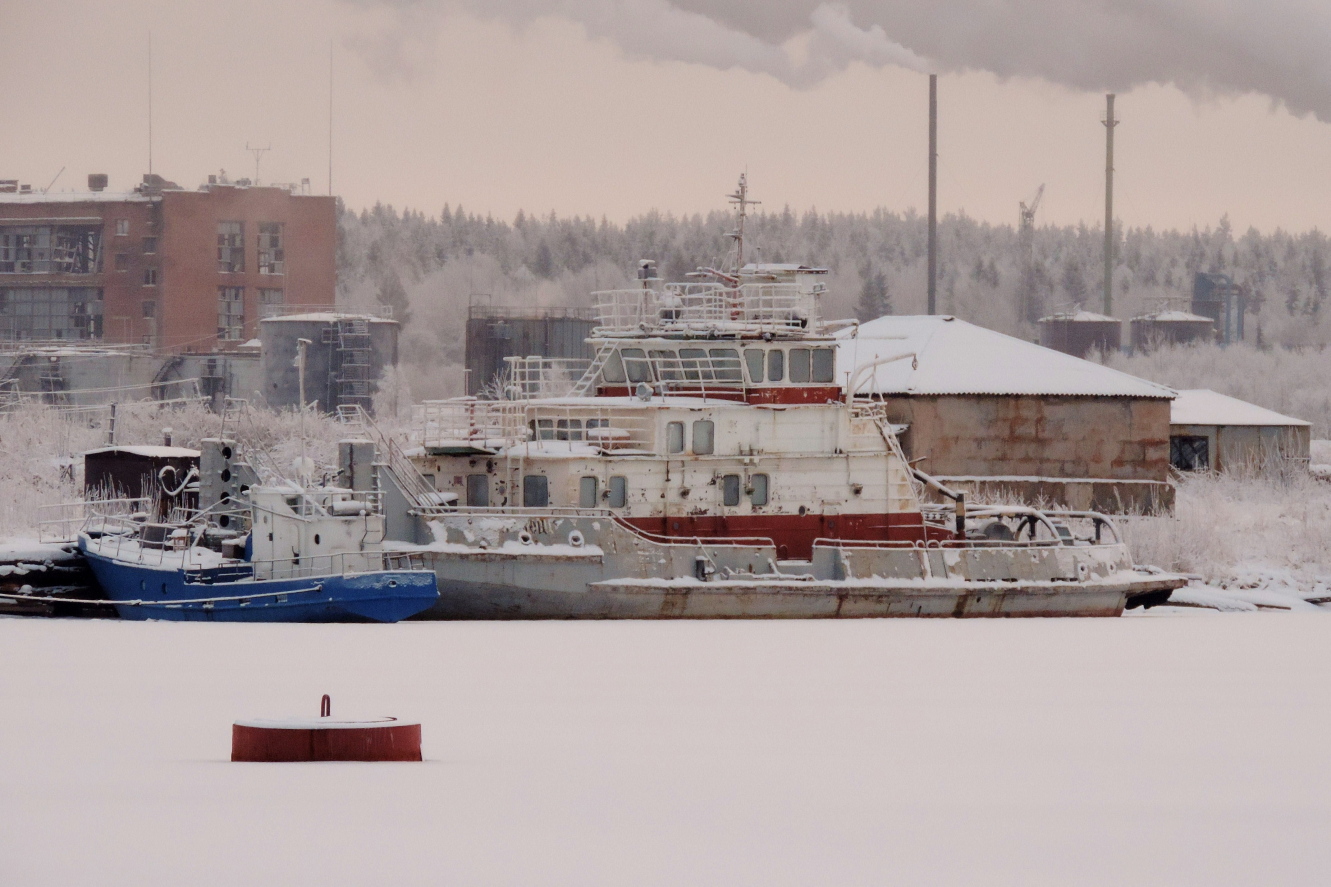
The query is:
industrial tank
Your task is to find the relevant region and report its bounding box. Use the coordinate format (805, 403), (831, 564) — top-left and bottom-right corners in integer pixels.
(1037, 310), (1122, 359)
(260, 311), (399, 415)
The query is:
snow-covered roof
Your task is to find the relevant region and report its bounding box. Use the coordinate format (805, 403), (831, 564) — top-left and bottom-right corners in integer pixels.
(0, 190), (151, 205)
(1038, 310), (1117, 323)
(1171, 390), (1310, 427)
(83, 445), (201, 459)
(1133, 310), (1213, 323)
(740, 263), (828, 275)
(836, 315), (1175, 399)
(259, 312), (396, 324)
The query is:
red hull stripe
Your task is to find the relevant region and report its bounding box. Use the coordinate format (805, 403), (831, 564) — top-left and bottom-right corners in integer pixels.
(623, 512), (949, 560)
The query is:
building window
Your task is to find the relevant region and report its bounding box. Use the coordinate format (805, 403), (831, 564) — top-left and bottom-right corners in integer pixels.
(217, 286), (244, 340)
(0, 225), (102, 274)
(142, 300), (156, 318)
(217, 221), (244, 273)
(257, 222), (284, 275)
(142, 236), (157, 254)
(579, 477), (598, 509)
(143, 267), (157, 286)
(259, 288), (283, 313)
(523, 475), (549, 508)
(749, 473), (769, 506)
(1171, 436), (1209, 471)
(608, 475), (627, 508)
(466, 474), (489, 507)
(692, 420), (714, 455)
(722, 474), (741, 507)
(0, 286), (103, 340)
(115, 219), (129, 237)
(114, 253), (129, 272)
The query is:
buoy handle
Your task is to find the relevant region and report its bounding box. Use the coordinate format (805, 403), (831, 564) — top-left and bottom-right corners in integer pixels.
(320, 694), (331, 718)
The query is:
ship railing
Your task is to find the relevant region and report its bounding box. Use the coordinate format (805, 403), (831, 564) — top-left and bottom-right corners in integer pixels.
(37, 496), (153, 543)
(525, 404), (656, 452)
(247, 549), (430, 581)
(414, 398), (529, 450)
(592, 282), (819, 336)
(501, 356), (592, 399)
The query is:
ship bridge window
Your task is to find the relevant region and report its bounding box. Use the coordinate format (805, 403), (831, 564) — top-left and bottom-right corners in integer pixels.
(601, 350), (626, 383)
(556, 419), (583, 441)
(651, 349), (682, 381)
(531, 418), (555, 440)
(749, 473), (769, 506)
(579, 476), (598, 508)
(709, 349), (742, 382)
(622, 348), (651, 384)
(722, 474), (741, 507)
(812, 348), (836, 383)
(666, 421), (685, 454)
(767, 349), (784, 382)
(679, 348), (707, 381)
(523, 475), (549, 508)
(692, 420), (714, 455)
(790, 348), (811, 383)
(608, 475), (627, 508)
(745, 349), (764, 383)
(466, 475), (489, 507)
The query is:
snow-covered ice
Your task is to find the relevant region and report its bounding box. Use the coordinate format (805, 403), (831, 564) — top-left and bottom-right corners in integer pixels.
(3, 615), (1331, 885)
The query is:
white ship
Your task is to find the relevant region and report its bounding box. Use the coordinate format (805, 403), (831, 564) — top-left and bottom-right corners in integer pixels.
(372, 177), (1184, 618)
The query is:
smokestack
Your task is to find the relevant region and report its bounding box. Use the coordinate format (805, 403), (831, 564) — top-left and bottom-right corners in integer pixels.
(1103, 93), (1118, 316)
(927, 74), (937, 316)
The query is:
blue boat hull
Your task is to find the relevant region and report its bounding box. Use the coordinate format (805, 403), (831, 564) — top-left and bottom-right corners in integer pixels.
(78, 540), (438, 623)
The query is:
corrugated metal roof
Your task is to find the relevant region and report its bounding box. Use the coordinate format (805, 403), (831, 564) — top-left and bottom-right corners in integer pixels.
(1171, 389), (1310, 427)
(835, 315), (1175, 399)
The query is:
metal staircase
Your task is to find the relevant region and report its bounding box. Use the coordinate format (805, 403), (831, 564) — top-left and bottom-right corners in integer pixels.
(334, 317), (374, 412)
(570, 343), (614, 397)
(336, 404), (455, 517)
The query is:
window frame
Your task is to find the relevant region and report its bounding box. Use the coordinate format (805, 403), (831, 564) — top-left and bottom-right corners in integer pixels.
(522, 474), (549, 508)
(607, 475), (627, 508)
(692, 419), (715, 455)
(749, 473), (769, 506)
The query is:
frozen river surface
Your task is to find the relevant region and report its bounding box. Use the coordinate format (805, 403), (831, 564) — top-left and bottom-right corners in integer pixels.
(2, 611), (1330, 886)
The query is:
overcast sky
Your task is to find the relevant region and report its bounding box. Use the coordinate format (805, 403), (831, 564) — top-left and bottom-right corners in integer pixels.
(4, 0), (1330, 232)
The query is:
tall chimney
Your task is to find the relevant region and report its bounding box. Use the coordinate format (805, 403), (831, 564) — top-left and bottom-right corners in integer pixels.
(1103, 93), (1118, 316)
(927, 74), (938, 316)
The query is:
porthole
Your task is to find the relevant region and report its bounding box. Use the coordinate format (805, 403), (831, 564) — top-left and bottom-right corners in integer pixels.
(314, 534), (321, 545)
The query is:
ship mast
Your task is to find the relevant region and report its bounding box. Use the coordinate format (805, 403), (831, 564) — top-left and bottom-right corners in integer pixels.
(726, 174), (760, 274)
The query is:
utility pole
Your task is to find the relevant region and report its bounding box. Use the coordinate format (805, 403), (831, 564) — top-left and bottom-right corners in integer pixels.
(1103, 94), (1118, 316)
(927, 74), (938, 315)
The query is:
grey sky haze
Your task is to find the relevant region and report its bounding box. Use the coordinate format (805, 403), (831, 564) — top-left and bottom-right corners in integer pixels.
(3, 0), (1329, 232)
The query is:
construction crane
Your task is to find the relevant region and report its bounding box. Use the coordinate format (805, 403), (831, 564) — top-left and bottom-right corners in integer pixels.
(1019, 184), (1045, 232)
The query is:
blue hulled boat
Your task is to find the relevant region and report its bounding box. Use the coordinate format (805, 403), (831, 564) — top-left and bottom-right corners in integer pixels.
(77, 447), (439, 623)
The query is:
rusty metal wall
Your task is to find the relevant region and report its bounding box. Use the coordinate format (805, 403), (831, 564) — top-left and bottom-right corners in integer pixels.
(876, 394), (1173, 511)
(1130, 318), (1215, 350)
(465, 309), (596, 395)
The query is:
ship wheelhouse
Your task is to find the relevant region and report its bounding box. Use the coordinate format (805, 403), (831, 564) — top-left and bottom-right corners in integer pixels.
(410, 260), (944, 559)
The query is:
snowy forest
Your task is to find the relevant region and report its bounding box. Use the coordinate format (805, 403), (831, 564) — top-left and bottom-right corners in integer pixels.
(336, 200), (1331, 428)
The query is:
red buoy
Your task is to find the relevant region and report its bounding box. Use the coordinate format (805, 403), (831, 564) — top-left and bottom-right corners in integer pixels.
(232, 695), (421, 762)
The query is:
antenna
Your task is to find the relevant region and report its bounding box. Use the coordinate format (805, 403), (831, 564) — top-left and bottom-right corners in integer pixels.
(725, 173), (760, 273)
(245, 142), (272, 186)
(42, 167), (65, 194)
(148, 32), (153, 176)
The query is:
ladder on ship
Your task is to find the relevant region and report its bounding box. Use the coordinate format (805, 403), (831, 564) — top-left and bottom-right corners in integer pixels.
(336, 403), (454, 517)
(570, 343), (614, 397)
(334, 317), (374, 412)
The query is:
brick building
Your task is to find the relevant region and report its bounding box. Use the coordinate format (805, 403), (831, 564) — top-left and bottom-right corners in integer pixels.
(0, 173), (335, 351)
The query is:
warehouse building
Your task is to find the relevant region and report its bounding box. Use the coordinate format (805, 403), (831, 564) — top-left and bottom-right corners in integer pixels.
(837, 315), (1176, 512)
(1170, 389), (1310, 472)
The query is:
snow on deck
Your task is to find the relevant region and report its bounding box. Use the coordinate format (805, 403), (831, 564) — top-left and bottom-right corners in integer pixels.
(1172, 389), (1312, 427)
(837, 315), (1175, 398)
(2, 616), (1331, 885)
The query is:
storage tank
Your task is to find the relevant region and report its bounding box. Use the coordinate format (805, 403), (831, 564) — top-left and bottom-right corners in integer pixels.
(259, 311), (399, 415)
(465, 306), (596, 395)
(1130, 309), (1216, 351)
(1037, 310), (1122, 358)
(1192, 272), (1246, 344)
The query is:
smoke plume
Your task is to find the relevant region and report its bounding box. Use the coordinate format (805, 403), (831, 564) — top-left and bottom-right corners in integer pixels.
(346, 0), (1331, 122)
